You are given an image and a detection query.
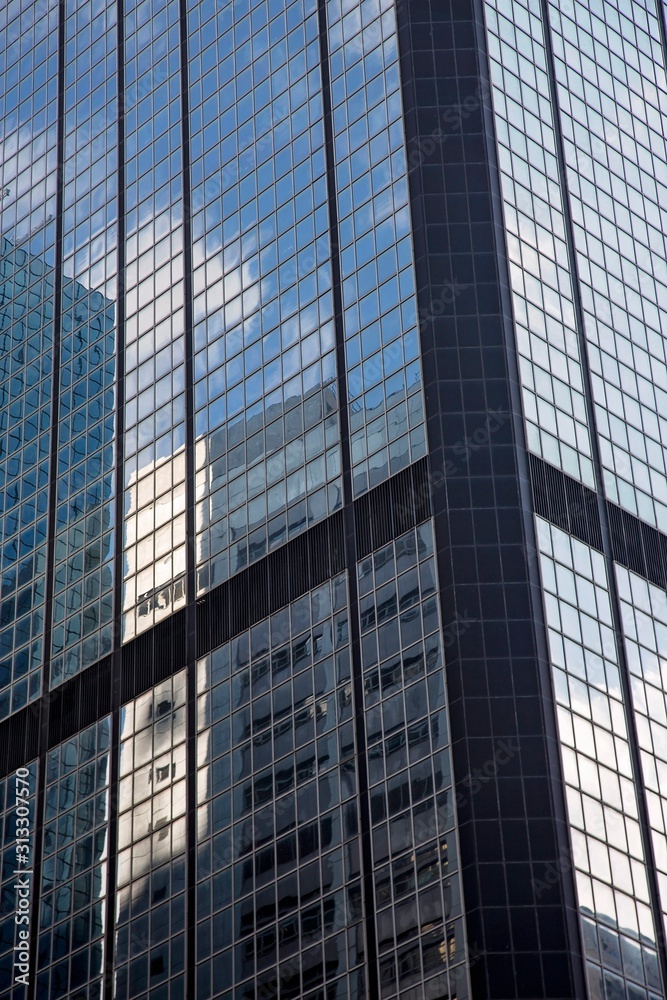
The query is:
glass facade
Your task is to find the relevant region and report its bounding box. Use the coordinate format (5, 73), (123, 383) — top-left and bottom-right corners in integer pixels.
(548, 0), (667, 531)
(616, 566), (667, 939)
(536, 518), (664, 1000)
(37, 720), (110, 998)
(0, 0), (58, 719)
(188, 0), (343, 594)
(195, 575), (364, 999)
(115, 672), (186, 999)
(51, 0), (118, 685)
(0, 241), (52, 720)
(483, 0), (667, 994)
(486, 0), (667, 532)
(484, 0), (596, 488)
(359, 522), (467, 999)
(3, 1), (667, 999)
(122, 0), (187, 640)
(326, 0), (426, 498)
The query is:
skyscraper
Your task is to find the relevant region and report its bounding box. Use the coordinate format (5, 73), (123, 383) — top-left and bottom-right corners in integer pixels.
(1, 0), (667, 997)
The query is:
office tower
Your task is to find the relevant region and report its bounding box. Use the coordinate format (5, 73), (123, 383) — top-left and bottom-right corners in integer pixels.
(2, 0), (667, 998)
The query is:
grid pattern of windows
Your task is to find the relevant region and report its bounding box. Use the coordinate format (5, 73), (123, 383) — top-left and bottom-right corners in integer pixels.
(195, 575), (366, 1000)
(37, 719), (110, 999)
(0, 0), (59, 254)
(536, 518), (664, 1000)
(114, 671), (187, 1000)
(0, 0), (59, 720)
(484, 0), (595, 488)
(358, 521), (468, 999)
(0, 761), (37, 1000)
(52, 277), (115, 685)
(326, 0), (426, 498)
(122, 0), (187, 641)
(547, 0), (667, 530)
(50, 0), (118, 686)
(188, 0), (342, 595)
(617, 565), (667, 940)
(0, 244), (51, 720)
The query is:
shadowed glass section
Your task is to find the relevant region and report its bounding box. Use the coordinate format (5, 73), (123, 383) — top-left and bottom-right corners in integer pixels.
(536, 517), (664, 1000)
(37, 719), (111, 999)
(484, 0), (595, 487)
(358, 520), (469, 999)
(0, 0), (59, 719)
(114, 671), (187, 1000)
(0, 760), (38, 1000)
(187, 0), (342, 595)
(326, 0), (427, 498)
(195, 575), (366, 1000)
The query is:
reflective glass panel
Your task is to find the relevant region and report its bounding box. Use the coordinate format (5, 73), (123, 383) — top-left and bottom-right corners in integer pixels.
(37, 719), (110, 999)
(327, 0), (427, 497)
(484, 0), (595, 486)
(358, 521), (469, 999)
(547, 0), (667, 531)
(50, 0), (118, 685)
(617, 564), (667, 943)
(114, 671), (187, 1000)
(0, 0), (60, 719)
(195, 575), (365, 999)
(187, 0), (342, 595)
(536, 517), (664, 998)
(122, 0), (187, 641)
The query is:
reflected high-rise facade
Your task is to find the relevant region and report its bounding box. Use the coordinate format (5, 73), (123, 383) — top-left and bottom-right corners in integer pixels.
(2, 1), (667, 999)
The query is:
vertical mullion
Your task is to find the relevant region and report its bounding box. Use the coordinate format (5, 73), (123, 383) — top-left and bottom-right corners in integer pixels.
(26, 0), (67, 993)
(315, 2), (380, 996)
(103, 0), (127, 990)
(177, 0), (197, 996)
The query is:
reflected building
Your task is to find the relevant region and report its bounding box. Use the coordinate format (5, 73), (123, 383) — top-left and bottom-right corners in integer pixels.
(2, 1), (667, 999)
(0, 236), (53, 720)
(0, 236), (117, 712)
